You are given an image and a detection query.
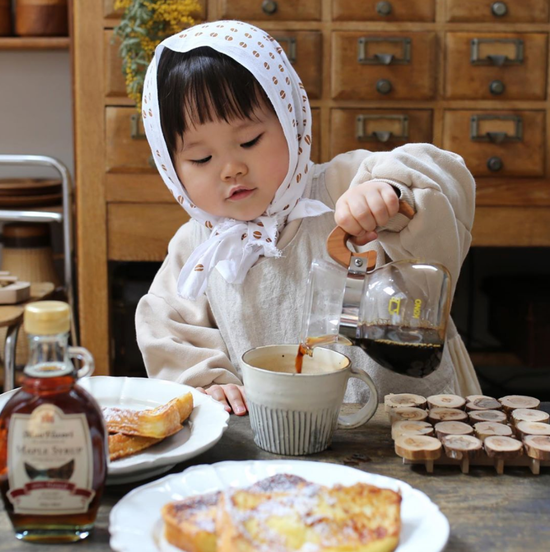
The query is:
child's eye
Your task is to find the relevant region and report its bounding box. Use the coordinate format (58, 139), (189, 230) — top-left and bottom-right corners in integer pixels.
(241, 134), (263, 148)
(190, 156), (212, 165)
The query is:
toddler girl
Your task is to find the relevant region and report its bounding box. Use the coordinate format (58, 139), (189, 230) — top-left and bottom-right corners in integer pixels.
(137, 20), (481, 414)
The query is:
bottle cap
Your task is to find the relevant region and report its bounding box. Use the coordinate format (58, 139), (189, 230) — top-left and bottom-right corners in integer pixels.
(24, 301), (71, 335)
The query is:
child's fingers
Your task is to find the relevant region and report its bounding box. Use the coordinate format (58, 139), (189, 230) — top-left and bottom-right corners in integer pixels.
(349, 230), (378, 246)
(204, 385), (231, 412)
(335, 198), (374, 236)
(223, 384), (247, 416)
(381, 186), (400, 217)
(362, 191), (390, 228)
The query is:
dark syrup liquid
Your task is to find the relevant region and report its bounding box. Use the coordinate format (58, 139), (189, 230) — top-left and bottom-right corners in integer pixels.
(356, 325), (444, 378)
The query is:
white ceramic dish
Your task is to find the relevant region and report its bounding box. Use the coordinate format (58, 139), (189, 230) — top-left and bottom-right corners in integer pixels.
(0, 376), (229, 485)
(109, 459), (450, 552)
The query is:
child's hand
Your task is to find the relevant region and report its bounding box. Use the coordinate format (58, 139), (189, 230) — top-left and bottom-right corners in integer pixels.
(197, 384), (248, 416)
(334, 181), (399, 245)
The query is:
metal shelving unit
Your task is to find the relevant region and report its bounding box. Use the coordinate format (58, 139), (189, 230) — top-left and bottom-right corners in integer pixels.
(0, 154), (77, 346)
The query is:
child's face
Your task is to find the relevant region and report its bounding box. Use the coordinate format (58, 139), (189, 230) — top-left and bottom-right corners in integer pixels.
(173, 100), (289, 221)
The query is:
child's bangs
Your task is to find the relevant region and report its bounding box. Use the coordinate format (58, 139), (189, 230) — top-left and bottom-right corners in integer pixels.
(158, 47), (272, 159)
(183, 59), (268, 129)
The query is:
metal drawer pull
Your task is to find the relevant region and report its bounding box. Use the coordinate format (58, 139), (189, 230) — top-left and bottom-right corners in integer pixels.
(262, 0), (278, 15)
(273, 36), (297, 64)
(470, 115), (523, 143)
(487, 156), (503, 171)
(376, 1), (392, 16)
(376, 79), (392, 94)
(130, 113), (146, 140)
(356, 114), (409, 142)
(358, 37), (411, 65)
(491, 2), (508, 17)
(489, 80), (505, 95)
(470, 38), (524, 66)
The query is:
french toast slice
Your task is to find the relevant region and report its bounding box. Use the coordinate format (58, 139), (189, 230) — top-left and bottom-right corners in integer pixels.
(161, 474), (310, 552)
(216, 480), (402, 552)
(107, 433), (162, 461)
(162, 491), (220, 552)
(103, 392), (193, 439)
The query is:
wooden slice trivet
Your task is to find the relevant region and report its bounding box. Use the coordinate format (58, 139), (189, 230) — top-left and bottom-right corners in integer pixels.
(442, 434), (483, 474)
(511, 409), (550, 426)
(389, 406), (429, 424)
(523, 435), (550, 474)
(499, 395), (540, 412)
(385, 393), (427, 412)
(468, 410), (508, 424)
(395, 435), (442, 473)
(391, 420), (434, 440)
(434, 421), (474, 439)
(428, 407), (468, 424)
(473, 422), (513, 441)
(484, 436), (524, 474)
(427, 394), (466, 410)
(465, 397), (502, 411)
(515, 421), (550, 440)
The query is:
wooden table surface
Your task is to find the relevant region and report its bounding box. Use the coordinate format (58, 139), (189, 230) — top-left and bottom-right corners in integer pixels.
(1, 404), (549, 552)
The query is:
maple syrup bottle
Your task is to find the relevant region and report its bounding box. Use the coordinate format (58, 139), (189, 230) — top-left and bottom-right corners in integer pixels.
(0, 301), (107, 542)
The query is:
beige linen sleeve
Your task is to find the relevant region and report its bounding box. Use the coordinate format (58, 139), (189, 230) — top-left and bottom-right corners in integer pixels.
(324, 143), (475, 290)
(135, 222), (242, 388)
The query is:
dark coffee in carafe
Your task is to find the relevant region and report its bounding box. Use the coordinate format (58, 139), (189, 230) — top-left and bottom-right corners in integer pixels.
(356, 324), (444, 378)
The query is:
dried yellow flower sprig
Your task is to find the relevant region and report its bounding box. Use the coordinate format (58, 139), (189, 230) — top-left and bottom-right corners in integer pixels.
(114, 0), (201, 109)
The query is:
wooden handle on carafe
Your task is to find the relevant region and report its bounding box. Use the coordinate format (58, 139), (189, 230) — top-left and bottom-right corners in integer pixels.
(327, 199), (415, 269)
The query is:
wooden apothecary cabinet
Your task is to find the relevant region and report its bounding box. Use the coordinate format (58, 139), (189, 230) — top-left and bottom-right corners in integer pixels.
(74, 0), (550, 374)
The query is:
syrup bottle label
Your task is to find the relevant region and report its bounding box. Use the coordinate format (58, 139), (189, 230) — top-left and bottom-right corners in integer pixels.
(6, 404), (95, 515)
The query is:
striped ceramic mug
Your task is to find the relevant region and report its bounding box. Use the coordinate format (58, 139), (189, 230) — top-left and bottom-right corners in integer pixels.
(241, 344), (378, 455)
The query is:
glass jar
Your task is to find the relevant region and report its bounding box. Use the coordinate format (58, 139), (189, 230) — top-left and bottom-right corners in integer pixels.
(0, 301), (107, 543)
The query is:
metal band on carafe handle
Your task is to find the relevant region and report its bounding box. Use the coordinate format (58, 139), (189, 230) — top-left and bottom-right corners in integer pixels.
(326, 200), (415, 340)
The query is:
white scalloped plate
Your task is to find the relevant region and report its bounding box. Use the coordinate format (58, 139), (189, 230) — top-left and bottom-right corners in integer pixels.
(0, 376), (229, 485)
(109, 460), (450, 552)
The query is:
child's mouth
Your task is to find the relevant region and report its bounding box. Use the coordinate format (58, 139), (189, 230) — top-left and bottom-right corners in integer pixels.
(228, 188), (255, 201)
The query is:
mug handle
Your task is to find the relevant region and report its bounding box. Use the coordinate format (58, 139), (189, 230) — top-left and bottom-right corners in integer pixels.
(68, 346), (95, 379)
(337, 365), (378, 429)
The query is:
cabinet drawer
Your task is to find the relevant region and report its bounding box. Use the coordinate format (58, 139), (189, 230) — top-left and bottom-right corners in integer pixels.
(330, 109), (432, 158)
(272, 31), (322, 99)
(103, 0), (121, 19)
(311, 108), (320, 163)
(105, 31), (126, 99)
(333, 0), (435, 22)
(332, 32), (436, 101)
(106, 107), (156, 173)
(442, 111), (545, 177)
(445, 0), (548, 23)
(219, 0), (321, 21)
(445, 33), (548, 100)
(108, 204), (188, 261)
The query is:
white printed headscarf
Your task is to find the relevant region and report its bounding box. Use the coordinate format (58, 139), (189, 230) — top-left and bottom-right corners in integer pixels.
(142, 21), (332, 300)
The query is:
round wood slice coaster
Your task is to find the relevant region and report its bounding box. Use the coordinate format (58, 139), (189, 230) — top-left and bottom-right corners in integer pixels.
(499, 395), (540, 412)
(523, 435), (550, 460)
(389, 406), (428, 424)
(515, 421), (550, 440)
(427, 394), (466, 410)
(468, 410), (508, 424)
(434, 421), (474, 439)
(394, 434), (442, 461)
(511, 408), (550, 426)
(484, 436), (524, 458)
(473, 422), (513, 441)
(428, 407), (468, 424)
(442, 434), (483, 459)
(465, 396), (502, 411)
(384, 393), (427, 412)
(391, 420), (434, 440)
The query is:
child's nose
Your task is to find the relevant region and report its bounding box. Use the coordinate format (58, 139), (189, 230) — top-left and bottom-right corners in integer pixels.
(221, 160), (248, 181)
